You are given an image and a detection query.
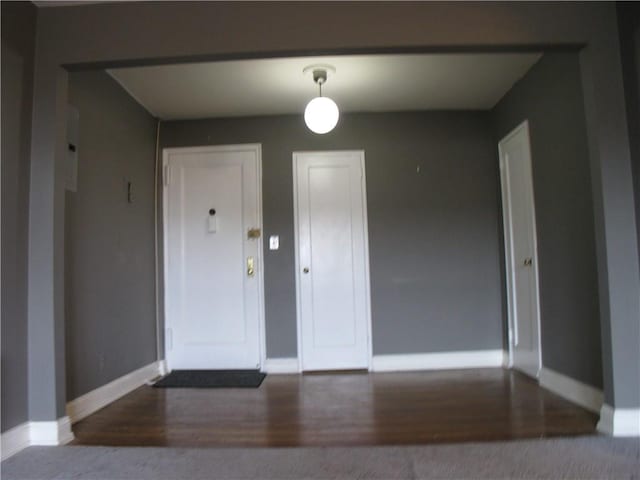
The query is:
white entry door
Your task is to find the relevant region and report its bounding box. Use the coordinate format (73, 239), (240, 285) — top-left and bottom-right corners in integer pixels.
(499, 121), (542, 378)
(293, 151), (372, 371)
(164, 144), (263, 370)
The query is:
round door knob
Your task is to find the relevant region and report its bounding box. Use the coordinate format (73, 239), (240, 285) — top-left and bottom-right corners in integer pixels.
(303, 267), (310, 274)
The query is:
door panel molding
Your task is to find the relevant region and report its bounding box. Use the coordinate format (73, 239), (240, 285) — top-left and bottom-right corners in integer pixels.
(293, 150), (373, 372)
(162, 144), (265, 371)
(498, 121), (542, 378)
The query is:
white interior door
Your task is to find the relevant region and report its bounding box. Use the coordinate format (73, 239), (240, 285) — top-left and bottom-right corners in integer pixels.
(499, 121), (542, 378)
(294, 151), (372, 371)
(164, 145), (263, 370)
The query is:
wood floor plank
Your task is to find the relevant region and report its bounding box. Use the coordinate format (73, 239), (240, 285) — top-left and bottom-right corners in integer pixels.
(71, 369), (598, 447)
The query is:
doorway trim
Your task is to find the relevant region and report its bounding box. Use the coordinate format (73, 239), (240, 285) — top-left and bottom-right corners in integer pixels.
(498, 120), (542, 376)
(161, 143), (266, 372)
(292, 150), (373, 372)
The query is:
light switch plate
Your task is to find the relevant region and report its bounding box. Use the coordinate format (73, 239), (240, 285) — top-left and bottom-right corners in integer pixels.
(269, 235), (279, 250)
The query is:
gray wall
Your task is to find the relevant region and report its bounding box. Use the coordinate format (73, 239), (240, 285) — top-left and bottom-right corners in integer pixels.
(19, 2), (640, 416)
(617, 2), (640, 265)
(1, 1), (37, 432)
(65, 71), (157, 400)
(492, 53), (602, 388)
(160, 112), (504, 358)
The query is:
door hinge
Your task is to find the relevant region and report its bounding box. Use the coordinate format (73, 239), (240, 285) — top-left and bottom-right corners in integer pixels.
(163, 165), (171, 186)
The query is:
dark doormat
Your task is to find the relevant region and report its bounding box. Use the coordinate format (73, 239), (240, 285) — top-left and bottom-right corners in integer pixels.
(153, 370), (266, 388)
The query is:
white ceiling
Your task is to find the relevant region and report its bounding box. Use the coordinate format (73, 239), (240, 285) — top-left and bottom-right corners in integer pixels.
(108, 53), (542, 121)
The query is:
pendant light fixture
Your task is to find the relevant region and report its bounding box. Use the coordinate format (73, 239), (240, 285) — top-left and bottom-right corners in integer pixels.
(303, 65), (339, 134)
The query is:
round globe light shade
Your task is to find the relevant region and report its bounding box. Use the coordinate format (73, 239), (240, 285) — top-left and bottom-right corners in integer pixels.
(304, 96), (339, 134)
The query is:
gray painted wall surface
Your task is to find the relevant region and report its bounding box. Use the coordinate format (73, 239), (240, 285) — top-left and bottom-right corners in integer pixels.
(492, 53), (603, 388)
(66, 71), (157, 400)
(617, 2), (640, 267)
(160, 112), (504, 358)
(1, 1), (36, 433)
(21, 2), (640, 416)
(577, 11), (640, 407)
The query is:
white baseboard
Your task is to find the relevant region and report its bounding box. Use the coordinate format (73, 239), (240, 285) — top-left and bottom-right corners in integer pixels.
(2, 362), (163, 461)
(539, 367), (603, 413)
(371, 349), (505, 372)
(158, 359), (168, 376)
(262, 358), (299, 374)
(502, 351), (510, 368)
(1, 422), (31, 461)
(66, 361), (163, 424)
(1, 417), (74, 461)
(30, 416), (74, 446)
(597, 404), (640, 437)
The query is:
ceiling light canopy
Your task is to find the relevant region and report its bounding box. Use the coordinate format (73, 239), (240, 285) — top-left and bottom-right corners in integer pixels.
(304, 65), (339, 134)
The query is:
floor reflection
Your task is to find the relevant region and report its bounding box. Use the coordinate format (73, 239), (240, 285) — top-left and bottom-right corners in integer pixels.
(71, 368), (598, 447)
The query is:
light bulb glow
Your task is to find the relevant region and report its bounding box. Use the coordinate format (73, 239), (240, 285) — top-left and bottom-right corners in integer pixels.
(304, 96), (339, 134)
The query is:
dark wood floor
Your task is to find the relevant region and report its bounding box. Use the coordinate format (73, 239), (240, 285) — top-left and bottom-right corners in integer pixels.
(71, 368), (597, 447)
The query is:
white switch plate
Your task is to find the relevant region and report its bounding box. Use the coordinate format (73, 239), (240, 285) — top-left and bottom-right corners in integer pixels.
(207, 215), (217, 233)
(269, 235), (279, 250)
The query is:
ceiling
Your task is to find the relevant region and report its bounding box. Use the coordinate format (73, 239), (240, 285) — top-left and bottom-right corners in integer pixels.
(108, 53), (542, 121)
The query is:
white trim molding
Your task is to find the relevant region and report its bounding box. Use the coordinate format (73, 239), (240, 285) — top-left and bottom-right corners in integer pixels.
(502, 350), (510, 368)
(1, 422), (31, 461)
(371, 350), (505, 372)
(30, 417), (74, 446)
(262, 358), (299, 374)
(66, 361), (163, 424)
(1, 417), (74, 461)
(2, 362), (164, 461)
(597, 404), (640, 437)
(539, 367), (603, 413)
(158, 359), (168, 376)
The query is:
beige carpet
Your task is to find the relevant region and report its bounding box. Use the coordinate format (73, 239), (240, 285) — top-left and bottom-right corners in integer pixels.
(2, 436), (639, 479)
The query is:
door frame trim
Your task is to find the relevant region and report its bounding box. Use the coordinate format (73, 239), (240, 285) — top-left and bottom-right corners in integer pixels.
(292, 150), (373, 373)
(162, 143), (266, 371)
(498, 120), (542, 377)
